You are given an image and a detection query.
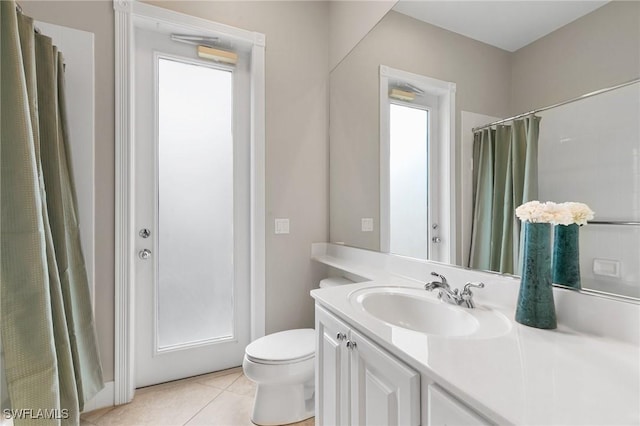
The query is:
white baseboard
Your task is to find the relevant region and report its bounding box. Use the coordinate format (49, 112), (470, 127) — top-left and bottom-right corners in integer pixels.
(82, 381), (115, 413)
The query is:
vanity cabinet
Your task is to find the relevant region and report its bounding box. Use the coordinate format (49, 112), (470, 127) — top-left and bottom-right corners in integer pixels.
(315, 304), (492, 426)
(428, 384), (490, 426)
(315, 305), (420, 426)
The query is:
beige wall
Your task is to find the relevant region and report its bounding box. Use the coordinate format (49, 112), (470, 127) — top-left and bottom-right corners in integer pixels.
(328, 0), (396, 71)
(22, 0), (330, 382)
(329, 10), (512, 252)
(510, 1), (640, 114)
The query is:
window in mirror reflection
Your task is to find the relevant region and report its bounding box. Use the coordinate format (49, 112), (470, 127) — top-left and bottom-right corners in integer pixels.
(390, 103), (430, 259)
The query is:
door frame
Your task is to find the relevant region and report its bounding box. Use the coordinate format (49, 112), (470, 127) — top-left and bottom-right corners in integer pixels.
(379, 65), (456, 264)
(114, 0), (266, 404)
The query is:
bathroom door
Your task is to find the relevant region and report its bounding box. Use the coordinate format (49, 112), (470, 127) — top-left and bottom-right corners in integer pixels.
(133, 26), (251, 388)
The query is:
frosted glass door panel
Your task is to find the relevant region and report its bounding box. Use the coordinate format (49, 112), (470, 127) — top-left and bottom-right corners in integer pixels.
(389, 104), (429, 259)
(157, 58), (234, 350)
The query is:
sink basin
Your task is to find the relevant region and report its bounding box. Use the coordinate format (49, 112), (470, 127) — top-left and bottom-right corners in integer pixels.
(350, 286), (511, 338)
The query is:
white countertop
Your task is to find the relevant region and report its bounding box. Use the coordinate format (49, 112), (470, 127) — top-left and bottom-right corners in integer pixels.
(311, 250), (640, 425)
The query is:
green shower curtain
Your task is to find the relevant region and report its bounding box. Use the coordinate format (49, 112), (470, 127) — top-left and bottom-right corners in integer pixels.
(1, 2), (104, 425)
(468, 115), (540, 274)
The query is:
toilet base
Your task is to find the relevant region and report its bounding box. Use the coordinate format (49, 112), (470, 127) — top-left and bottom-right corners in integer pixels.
(242, 329), (316, 425)
(251, 381), (314, 425)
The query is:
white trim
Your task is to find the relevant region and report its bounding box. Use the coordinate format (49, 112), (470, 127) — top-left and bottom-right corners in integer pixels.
(82, 381), (115, 413)
(442, 81), (457, 265)
(114, 0), (135, 404)
(114, 0), (265, 404)
(250, 44), (266, 341)
(119, 1), (262, 48)
(379, 65), (456, 264)
(379, 72), (391, 253)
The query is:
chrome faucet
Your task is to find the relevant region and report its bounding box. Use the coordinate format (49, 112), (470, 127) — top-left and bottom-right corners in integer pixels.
(424, 272), (485, 308)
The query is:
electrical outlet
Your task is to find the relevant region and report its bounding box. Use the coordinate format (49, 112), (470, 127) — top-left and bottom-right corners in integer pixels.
(361, 218), (374, 232)
(275, 218), (290, 234)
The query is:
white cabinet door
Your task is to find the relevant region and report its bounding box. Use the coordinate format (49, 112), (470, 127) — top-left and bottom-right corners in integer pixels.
(316, 306), (351, 426)
(350, 329), (420, 426)
(427, 384), (490, 426)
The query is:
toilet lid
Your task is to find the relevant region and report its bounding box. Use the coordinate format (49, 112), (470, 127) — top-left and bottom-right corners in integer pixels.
(245, 329), (315, 364)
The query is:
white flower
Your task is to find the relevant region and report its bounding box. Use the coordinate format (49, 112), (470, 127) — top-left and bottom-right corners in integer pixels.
(562, 202), (595, 226)
(516, 200), (551, 223)
(546, 201), (574, 226)
(516, 200), (595, 225)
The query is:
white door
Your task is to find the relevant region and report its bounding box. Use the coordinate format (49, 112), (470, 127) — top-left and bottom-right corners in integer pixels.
(380, 67), (456, 264)
(134, 26), (251, 388)
(388, 99), (438, 260)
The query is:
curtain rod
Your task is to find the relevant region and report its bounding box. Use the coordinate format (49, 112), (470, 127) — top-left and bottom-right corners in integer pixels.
(472, 77), (640, 132)
(588, 220), (640, 226)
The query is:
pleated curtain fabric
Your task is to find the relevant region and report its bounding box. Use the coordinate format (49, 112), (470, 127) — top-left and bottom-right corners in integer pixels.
(468, 116), (541, 275)
(1, 2), (104, 424)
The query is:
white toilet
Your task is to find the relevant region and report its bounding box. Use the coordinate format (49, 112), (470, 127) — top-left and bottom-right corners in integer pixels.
(243, 328), (315, 425)
(243, 276), (353, 425)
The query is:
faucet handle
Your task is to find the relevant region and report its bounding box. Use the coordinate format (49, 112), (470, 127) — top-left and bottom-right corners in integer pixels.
(430, 272), (448, 286)
(461, 282), (485, 308)
(462, 282), (485, 294)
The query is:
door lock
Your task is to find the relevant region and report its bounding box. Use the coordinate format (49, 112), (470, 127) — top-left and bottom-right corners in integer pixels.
(139, 249), (152, 260)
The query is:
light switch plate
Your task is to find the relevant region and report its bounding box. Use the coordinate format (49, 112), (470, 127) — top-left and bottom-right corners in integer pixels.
(593, 258), (620, 278)
(275, 218), (290, 234)
(361, 218), (374, 232)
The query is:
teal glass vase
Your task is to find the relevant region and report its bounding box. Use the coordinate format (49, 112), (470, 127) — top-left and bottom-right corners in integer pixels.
(515, 222), (557, 329)
(552, 223), (581, 289)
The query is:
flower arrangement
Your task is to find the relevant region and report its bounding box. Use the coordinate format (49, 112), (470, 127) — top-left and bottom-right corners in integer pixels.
(562, 202), (595, 226)
(516, 201), (594, 225)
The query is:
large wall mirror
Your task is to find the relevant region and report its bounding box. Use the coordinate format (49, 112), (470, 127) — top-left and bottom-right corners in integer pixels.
(329, 0), (640, 300)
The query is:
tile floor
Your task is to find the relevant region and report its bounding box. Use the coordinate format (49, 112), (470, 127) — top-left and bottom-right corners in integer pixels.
(81, 368), (315, 426)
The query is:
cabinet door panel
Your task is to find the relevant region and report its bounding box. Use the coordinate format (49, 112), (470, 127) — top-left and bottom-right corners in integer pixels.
(350, 329), (420, 426)
(316, 306), (351, 426)
(427, 384), (490, 426)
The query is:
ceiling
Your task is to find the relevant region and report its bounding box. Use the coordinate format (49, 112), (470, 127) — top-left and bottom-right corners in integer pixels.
(393, 1), (609, 52)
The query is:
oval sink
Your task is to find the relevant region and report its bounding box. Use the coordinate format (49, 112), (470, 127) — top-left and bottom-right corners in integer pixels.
(351, 287), (479, 337)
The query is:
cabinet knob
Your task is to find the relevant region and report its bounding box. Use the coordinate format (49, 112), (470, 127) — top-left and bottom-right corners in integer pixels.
(336, 332), (347, 341)
(346, 340), (357, 350)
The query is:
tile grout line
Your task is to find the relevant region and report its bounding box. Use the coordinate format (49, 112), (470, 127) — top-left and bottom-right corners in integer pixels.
(182, 374), (247, 425)
(181, 391), (224, 426)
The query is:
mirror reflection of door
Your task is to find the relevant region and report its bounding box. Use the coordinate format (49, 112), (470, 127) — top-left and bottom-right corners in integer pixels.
(380, 67), (454, 263)
(389, 103), (433, 259)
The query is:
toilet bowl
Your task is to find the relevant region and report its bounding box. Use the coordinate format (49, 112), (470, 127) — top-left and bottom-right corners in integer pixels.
(243, 276), (355, 425)
(243, 328), (315, 425)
